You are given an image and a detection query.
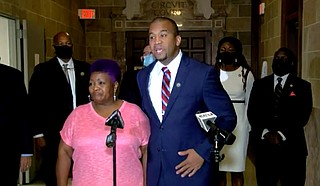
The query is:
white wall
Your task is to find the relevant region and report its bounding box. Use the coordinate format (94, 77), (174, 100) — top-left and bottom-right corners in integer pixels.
(0, 16), (10, 66)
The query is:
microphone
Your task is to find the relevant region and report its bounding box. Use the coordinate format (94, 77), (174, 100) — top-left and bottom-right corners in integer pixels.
(195, 111), (236, 163)
(195, 111), (236, 145)
(105, 110), (124, 148)
(206, 120), (236, 145)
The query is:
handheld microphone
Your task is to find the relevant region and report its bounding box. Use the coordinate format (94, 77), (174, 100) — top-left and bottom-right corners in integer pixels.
(105, 110), (124, 148)
(195, 111), (236, 163)
(195, 111), (236, 145)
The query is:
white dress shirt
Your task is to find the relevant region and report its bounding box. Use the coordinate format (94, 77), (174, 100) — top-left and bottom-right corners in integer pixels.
(273, 73), (289, 90)
(262, 73), (290, 141)
(58, 57), (77, 109)
(148, 50), (182, 122)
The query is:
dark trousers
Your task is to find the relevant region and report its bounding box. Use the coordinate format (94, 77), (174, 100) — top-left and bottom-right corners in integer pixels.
(3, 153), (20, 186)
(40, 138), (59, 186)
(255, 142), (306, 186)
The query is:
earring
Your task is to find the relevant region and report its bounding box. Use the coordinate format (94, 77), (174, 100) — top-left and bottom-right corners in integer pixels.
(235, 58), (238, 63)
(88, 95), (93, 101)
(113, 82), (118, 101)
(219, 59), (222, 63)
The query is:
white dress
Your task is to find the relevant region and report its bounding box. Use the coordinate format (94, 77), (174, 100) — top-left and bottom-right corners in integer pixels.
(219, 67), (254, 172)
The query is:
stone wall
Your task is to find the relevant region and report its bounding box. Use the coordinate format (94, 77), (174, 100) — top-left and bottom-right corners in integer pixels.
(259, 0), (320, 185)
(302, 0), (320, 185)
(259, 0), (282, 74)
(0, 0), (86, 61)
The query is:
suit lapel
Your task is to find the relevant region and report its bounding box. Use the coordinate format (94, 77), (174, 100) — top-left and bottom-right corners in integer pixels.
(74, 60), (82, 93)
(51, 57), (73, 98)
(51, 57), (69, 84)
(141, 64), (161, 124)
(162, 55), (190, 122)
(282, 74), (295, 96)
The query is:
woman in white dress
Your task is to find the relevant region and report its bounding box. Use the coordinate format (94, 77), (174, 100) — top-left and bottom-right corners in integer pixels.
(214, 37), (255, 186)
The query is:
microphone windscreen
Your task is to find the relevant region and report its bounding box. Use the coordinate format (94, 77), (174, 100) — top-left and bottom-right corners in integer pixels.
(105, 110), (124, 129)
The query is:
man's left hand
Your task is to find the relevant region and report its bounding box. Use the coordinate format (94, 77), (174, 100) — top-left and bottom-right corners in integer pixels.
(175, 149), (204, 178)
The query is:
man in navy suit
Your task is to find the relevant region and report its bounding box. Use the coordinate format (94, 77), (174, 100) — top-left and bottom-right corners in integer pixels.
(247, 47), (312, 186)
(0, 64), (33, 185)
(137, 17), (237, 186)
(28, 32), (90, 186)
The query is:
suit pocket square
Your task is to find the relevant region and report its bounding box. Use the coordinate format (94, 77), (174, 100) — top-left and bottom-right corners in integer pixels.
(289, 91), (296, 96)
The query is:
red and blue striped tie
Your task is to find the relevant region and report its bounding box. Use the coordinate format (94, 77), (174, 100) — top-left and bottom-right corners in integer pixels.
(161, 67), (171, 115)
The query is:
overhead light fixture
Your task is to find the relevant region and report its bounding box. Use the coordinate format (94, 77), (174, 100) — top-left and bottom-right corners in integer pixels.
(171, 10), (182, 16)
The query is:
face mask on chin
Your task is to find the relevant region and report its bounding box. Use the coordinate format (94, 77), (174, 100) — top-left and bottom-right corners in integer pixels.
(54, 45), (73, 60)
(143, 54), (156, 67)
(219, 52), (237, 65)
(272, 58), (291, 76)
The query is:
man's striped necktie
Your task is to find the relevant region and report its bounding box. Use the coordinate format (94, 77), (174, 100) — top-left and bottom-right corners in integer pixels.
(161, 67), (171, 115)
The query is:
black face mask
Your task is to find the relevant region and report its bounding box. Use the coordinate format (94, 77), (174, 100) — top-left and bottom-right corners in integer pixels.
(272, 58), (292, 76)
(219, 52), (237, 65)
(54, 45), (73, 59)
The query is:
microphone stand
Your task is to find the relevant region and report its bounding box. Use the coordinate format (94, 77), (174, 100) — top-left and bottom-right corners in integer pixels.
(106, 123), (118, 186)
(209, 128), (225, 186)
(195, 112), (236, 185)
(105, 110), (124, 186)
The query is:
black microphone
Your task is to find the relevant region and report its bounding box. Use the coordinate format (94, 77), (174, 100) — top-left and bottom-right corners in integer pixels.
(105, 110), (124, 148)
(195, 111), (236, 163)
(206, 120), (236, 145)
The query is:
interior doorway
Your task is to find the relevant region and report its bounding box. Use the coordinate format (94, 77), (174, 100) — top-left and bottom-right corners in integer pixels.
(281, 0), (302, 77)
(125, 30), (212, 70)
(0, 16), (18, 68)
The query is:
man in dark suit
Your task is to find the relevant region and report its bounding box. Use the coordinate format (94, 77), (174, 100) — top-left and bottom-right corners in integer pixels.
(28, 31), (90, 186)
(0, 64), (33, 185)
(137, 17), (237, 186)
(247, 47), (313, 186)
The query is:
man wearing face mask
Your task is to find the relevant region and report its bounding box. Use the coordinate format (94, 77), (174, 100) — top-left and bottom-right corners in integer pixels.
(28, 31), (91, 186)
(247, 47), (313, 186)
(118, 45), (155, 107)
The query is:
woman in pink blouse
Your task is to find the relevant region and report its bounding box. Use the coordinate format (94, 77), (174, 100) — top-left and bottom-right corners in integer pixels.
(56, 59), (150, 186)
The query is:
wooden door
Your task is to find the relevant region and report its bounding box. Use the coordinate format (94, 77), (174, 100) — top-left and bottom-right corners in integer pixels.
(126, 31), (148, 70)
(281, 0), (302, 76)
(126, 31), (212, 70)
(180, 31), (212, 65)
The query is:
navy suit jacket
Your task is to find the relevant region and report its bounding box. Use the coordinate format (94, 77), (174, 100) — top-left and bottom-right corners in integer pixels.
(28, 57), (90, 143)
(0, 64), (33, 182)
(247, 74), (312, 156)
(137, 54), (236, 186)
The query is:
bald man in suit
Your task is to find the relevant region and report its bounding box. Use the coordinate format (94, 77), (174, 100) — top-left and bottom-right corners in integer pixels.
(28, 32), (90, 185)
(137, 17), (236, 186)
(247, 47), (312, 186)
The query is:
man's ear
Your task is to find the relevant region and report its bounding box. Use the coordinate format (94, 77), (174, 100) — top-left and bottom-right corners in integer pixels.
(175, 35), (181, 47)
